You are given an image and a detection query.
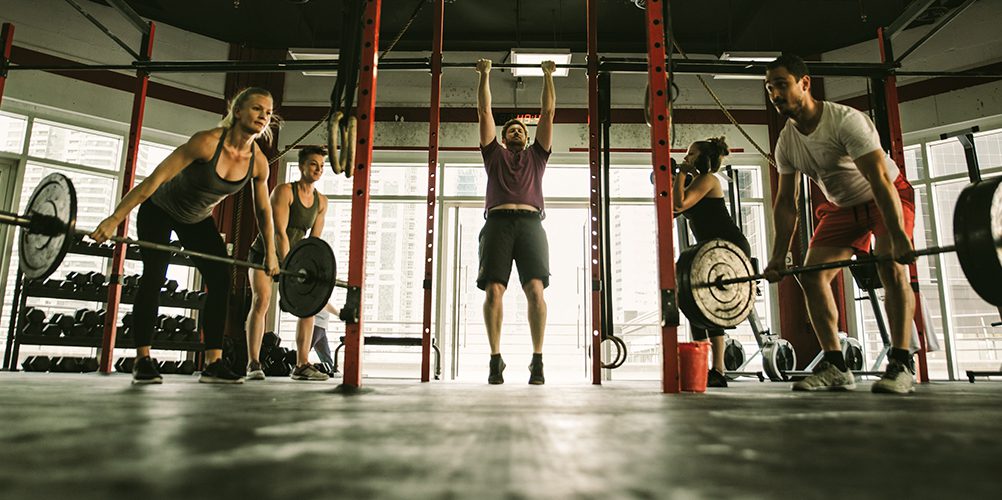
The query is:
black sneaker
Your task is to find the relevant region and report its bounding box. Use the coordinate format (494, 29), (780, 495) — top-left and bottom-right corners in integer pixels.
(707, 369), (728, 388)
(132, 356), (162, 385)
(528, 359), (545, 385)
(199, 359), (245, 384)
(488, 356), (506, 385)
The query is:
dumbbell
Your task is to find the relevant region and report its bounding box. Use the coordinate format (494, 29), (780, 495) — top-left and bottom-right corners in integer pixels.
(50, 357), (81, 373)
(118, 326), (133, 340)
(114, 357), (135, 373)
(58, 279), (76, 291)
(66, 271), (88, 287)
(156, 314), (178, 332)
(74, 308), (100, 328)
(158, 360), (179, 375)
(122, 312), (134, 327)
(163, 279), (179, 293)
(23, 306), (45, 325)
(66, 323), (89, 338)
(18, 322), (43, 336)
(175, 315), (196, 333)
(41, 280), (63, 292)
(283, 349), (298, 369)
(22, 355), (51, 372)
(262, 331), (281, 349)
(176, 360), (196, 375)
(79, 357), (99, 372)
(184, 290), (207, 304)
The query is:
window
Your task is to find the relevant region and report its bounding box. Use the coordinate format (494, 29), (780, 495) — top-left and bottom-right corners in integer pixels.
(0, 112), (28, 154)
(29, 120), (123, 171)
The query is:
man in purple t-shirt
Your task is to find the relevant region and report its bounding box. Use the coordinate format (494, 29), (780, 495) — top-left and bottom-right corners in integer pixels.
(475, 57), (555, 385)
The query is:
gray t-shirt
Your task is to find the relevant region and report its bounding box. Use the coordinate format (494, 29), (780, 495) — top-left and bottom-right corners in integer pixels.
(775, 101), (899, 207)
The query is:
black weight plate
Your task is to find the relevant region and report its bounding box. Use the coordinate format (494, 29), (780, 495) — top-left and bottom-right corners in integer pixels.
(20, 173), (76, 280)
(763, 338), (797, 382)
(842, 337), (864, 371)
(723, 337), (746, 371)
(954, 176), (1002, 307)
(279, 237), (336, 318)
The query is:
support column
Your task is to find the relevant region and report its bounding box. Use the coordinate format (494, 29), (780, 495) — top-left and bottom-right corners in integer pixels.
(341, 0), (382, 389)
(0, 23), (14, 107)
(645, 0), (680, 394)
(420, 0), (444, 383)
(878, 27), (930, 383)
(586, 0), (604, 385)
(99, 23), (155, 373)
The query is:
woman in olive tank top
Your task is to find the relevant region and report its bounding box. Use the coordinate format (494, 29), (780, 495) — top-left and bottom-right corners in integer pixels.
(244, 146), (329, 381)
(89, 87), (281, 385)
(673, 137), (753, 388)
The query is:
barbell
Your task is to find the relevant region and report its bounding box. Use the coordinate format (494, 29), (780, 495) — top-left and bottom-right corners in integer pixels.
(677, 176), (1002, 330)
(0, 173), (347, 318)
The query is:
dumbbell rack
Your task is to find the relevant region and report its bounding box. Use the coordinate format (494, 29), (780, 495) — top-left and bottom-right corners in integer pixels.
(3, 238), (205, 371)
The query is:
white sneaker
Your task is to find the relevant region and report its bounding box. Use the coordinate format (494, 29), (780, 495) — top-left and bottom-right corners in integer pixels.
(792, 361), (856, 391)
(246, 360), (265, 381)
(871, 360), (915, 394)
(291, 363), (329, 381)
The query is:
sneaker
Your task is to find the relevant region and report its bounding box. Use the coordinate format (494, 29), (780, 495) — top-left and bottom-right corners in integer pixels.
(707, 369), (728, 388)
(871, 359), (915, 394)
(291, 363), (329, 381)
(199, 359), (245, 384)
(245, 360), (265, 381)
(488, 356), (506, 385)
(528, 359), (545, 385)
(132, 356), (162, 385)
(792, 360), (856, 392)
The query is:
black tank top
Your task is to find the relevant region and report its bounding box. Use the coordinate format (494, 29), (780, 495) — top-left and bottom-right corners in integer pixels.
(680, 197), (752, 256)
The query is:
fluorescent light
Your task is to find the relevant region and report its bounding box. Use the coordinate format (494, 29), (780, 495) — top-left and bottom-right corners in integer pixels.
(713, 52), (780, 80)
(510, 49), (572, 77)
(288, 49), (338, 76)
(720, 52), (780, 63)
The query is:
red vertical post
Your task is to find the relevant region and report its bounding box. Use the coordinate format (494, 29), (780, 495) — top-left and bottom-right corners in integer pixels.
(878, 27), (930, 383)
(645, 0), (679, 393)
(586, 0), (604, 384)
(99, 23), (155, 373)
(420, 0), (444, 383)
(341, 0), (382, 388)
(0, 23), (14, 107)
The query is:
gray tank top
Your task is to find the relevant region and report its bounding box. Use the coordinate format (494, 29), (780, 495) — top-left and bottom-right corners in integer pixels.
(250, 181), (320, 254)
(150, 129), (254, 224)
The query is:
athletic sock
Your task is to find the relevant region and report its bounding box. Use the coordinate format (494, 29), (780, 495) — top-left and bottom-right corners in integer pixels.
(823, 350), (848, 372)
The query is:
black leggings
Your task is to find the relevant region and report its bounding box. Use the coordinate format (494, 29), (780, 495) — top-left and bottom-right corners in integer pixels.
(134, 202), (232, 350)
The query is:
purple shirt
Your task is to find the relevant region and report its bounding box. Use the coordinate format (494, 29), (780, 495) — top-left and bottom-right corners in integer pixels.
(481, 138), (550, 211)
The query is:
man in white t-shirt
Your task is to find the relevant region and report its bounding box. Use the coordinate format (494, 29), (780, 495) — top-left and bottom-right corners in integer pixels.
(763, 54), (918, 394)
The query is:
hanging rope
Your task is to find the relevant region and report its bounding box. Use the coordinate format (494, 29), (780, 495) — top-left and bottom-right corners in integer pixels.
(269, 0), (427, 170)
(670, 40), (777, 169)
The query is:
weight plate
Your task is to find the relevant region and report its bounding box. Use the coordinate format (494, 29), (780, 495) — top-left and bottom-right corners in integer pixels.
(279, 237), (337, 318)
(678, 239), (756, 329)
(20, 173), (76, 280)
(953, 176), (1002, 307)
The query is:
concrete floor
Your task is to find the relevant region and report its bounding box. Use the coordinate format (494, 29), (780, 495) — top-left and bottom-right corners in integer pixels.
(0, 373), (1000, 500)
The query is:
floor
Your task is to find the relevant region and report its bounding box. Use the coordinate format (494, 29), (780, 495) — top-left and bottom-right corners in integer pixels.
(0, 373), (1000, 500)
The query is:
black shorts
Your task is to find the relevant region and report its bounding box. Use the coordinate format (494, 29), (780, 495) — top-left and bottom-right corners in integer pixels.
(247, 246), (266, 267)
(477, 209), (550, 290)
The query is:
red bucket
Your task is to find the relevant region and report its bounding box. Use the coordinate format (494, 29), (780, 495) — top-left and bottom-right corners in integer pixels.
(679, 342), (710, 392)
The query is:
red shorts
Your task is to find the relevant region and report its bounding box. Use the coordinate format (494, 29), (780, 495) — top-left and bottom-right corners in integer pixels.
(810, 175), (915, 254)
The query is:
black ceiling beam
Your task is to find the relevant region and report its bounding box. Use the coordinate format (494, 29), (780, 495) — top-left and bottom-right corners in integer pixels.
(895, 0), (978, 65)
(885, 0), (939, 39)
(105, 0), (150, 35)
